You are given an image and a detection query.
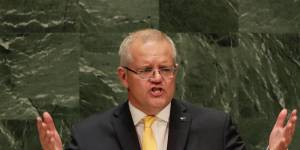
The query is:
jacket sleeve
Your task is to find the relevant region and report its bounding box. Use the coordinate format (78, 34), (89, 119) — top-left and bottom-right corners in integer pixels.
(224, 114), (247, 150)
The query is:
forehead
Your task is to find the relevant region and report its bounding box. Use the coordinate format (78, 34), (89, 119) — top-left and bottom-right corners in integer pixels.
(128, 39), (174, 64)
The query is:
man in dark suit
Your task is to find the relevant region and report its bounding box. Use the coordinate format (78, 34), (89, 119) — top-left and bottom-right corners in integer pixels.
(37, 29), (297, 150)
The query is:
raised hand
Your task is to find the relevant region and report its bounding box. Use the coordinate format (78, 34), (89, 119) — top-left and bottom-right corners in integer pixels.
(269, 109), (297, 150)
(37, 112), (63, 150)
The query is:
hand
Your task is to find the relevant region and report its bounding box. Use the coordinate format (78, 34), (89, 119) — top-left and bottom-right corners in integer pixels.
(269, 109), (297, 150)
(37, 112), (63, 150)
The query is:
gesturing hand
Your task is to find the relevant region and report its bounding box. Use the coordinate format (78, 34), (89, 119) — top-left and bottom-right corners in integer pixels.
(37, 112), (63, 150)
(269, 109), (297, 150)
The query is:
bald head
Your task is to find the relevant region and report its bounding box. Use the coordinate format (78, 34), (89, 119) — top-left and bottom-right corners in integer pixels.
(118, 29), (177, 66)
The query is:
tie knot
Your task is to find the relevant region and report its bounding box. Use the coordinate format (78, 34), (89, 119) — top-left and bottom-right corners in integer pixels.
(144, 116), (155, 128)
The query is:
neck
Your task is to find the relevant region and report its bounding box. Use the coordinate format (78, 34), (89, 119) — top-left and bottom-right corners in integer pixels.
(128, 101), (162, 116)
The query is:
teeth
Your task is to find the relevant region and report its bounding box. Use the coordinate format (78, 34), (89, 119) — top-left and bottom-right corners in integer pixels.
(151, 87), (163, 96)
(152, 87), (161, 91)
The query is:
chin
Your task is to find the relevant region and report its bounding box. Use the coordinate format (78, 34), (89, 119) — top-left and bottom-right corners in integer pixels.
(149, 97), (170, 108)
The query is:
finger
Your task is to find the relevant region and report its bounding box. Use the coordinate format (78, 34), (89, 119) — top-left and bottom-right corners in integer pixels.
(283, 110), (298, 145)
(43, 112), (57, 131)
(40, 122), (47, 139)
(36, 117), (43, 134)
(284, 122), (293, 142)
(290, 115), (297, 134)
(51, 137), (56, 150)
(288, 109), (297, 121)
(281, 138), (288, 149)
(288, 115), (297, 138)
(275, 109), (288, 128)
(292, 109), (297, 115)
(39, 129), (51, 150)
(291, 109), (298, 121)
(286, 109), (297, 132)
(37, 117), (48, 149)
(45, 130), (54, 150)
(51, 137), (60, 150)
(42, 123), (53, 144)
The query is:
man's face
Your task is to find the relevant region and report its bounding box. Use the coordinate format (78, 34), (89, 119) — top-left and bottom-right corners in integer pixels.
(118, 39), (177, 115)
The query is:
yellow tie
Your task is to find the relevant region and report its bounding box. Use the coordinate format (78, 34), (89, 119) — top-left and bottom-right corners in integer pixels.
(142, 116), (157, 150)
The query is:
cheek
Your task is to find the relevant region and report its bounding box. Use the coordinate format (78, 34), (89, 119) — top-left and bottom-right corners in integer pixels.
(167, 79), (176, 87)
(128, 79), (149, 92)
(167, 81), (176, 94)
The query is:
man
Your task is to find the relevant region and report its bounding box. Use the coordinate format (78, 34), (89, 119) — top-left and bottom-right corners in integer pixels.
(37, 29), (298, 150)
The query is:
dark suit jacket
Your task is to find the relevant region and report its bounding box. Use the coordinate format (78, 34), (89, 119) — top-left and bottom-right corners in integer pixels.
(66, 99), (246, 150)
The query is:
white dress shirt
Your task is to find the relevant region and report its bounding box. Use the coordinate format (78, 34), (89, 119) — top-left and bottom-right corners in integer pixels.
(129, 102), (171, 150)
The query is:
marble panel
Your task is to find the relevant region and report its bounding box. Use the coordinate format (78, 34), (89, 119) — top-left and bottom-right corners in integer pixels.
(0, 33), (79, 119)
(160, 0), (238, 32)
(79, 33), (127, 117)
(239, 0), (300, 32)
(0, 117), (79, 150)
(79, 0), (159, 33)
(0, 0), (80, 33)
(0, 33), (80, 149)
(170, 32), (300, 149)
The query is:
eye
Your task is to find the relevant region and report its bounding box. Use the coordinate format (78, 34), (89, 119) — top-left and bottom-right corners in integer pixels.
(160, 67), (172, 72)
(140, 67), (153, 73)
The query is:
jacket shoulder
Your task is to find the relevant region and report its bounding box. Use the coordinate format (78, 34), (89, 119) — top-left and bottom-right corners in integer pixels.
(70, 103), (123, 139)
(178, 100), (229, 125)
(180, 100), (228, 116)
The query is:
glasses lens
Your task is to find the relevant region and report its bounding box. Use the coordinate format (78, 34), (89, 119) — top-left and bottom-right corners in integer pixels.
(139, 69), (153, 79)
(139, 67), (176, 79)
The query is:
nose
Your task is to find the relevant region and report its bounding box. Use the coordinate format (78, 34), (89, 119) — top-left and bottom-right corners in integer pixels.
(149, 70), (163, 83)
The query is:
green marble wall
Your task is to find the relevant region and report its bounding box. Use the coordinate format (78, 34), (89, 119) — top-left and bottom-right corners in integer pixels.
(0, 0), (299, 149)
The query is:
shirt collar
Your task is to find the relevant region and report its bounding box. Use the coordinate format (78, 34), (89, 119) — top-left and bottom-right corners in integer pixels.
(129, 101), (171, 125)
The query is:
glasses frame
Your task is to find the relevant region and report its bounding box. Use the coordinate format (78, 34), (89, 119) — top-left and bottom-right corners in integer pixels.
(122, 66), (177, 80)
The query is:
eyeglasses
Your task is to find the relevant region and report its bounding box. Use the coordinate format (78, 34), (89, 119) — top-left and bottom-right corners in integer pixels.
(122, 66), (177, 80)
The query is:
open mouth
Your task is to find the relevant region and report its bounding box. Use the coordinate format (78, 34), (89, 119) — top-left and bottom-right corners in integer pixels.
(150, 87), (163, 97)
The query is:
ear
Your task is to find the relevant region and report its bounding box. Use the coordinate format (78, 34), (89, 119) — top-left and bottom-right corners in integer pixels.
(175, 63), (179, 75)
(117, 66), (129, 88)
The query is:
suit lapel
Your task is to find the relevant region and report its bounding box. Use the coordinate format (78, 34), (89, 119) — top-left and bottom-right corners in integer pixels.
(112, 101), (141, 150)
(167, 100), (191, 150)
